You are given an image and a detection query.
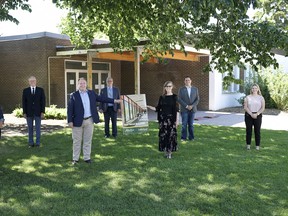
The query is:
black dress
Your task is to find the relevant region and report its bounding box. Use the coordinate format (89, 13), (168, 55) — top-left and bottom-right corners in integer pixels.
(155, 94), (178, 152)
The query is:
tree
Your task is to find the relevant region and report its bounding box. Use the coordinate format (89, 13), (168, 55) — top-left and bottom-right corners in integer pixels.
(0, 0), (31, 24)
(254, 0), (288, 31)
(53, 0), (288, 84)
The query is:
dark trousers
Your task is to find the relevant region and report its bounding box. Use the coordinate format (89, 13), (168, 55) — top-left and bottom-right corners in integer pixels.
(245, 112), (262, 146)
(104, 107), (117, 137)
(26, 115), (41, 145)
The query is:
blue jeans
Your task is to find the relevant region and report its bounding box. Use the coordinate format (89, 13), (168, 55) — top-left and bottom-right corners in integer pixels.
(181, 111), (195, 140)
(26, 116), (41, 145)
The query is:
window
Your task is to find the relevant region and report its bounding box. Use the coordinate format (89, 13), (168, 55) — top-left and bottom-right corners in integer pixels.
(222, 66), (240, 93)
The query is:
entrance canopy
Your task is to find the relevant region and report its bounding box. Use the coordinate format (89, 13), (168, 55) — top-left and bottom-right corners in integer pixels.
(56, 43), (209, 62)
(56, 42), (210, 93)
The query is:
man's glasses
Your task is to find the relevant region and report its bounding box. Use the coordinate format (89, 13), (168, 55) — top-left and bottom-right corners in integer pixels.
(165, 85), (172, 87)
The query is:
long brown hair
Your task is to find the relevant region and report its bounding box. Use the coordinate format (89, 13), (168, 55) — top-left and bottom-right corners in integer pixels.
(162, 81), (173, 95)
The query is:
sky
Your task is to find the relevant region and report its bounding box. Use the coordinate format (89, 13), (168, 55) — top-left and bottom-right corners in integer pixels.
(0, 0), (67, 36)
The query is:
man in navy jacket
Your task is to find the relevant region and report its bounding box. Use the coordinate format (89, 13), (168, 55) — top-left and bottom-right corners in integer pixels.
(22, 76), (46, 147)
(99, 77), (121, 138)
(67, 77), (120, 165)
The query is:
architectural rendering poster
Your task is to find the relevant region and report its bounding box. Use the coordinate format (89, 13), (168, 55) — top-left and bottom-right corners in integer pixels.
(120, 94), (149, 134)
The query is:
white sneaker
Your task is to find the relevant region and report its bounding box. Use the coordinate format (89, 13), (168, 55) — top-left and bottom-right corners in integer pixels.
(256, 146), (260, 150)
(246, 145), (251, 150)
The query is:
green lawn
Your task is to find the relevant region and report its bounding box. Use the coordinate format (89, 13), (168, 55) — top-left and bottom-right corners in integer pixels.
(0, 123), (287, 216)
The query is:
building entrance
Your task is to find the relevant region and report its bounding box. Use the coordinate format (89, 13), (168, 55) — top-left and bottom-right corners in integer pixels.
(65, 60), (110, 106)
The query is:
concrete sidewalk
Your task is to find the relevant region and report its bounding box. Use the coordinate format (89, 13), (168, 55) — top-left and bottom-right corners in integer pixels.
(147, 110), (288, 131)
(2, 110), (288, 131)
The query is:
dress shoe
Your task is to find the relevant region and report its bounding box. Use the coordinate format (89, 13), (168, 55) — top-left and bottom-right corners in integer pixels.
(84, 159), (92, 164)
(104, 135), (110, 138)
(29, 145), (35, 148)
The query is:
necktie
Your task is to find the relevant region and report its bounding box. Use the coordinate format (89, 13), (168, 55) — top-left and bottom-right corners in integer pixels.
(32, 88), (35, 95)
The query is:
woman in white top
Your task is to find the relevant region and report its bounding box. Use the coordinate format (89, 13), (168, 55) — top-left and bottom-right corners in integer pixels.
(244, 84), (265, 150)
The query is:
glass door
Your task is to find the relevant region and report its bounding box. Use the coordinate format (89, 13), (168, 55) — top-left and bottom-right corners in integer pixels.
(66, 72), (76, 106)
(65, 71), (110, 107)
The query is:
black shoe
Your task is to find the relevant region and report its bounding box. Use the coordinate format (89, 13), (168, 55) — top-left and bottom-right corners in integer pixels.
(29, 144), (35, 148)
(84, 159), (92, 164)
(104, 135), (110, 138)
(72, 160), (79, 165)
(35, 145), (40, 148)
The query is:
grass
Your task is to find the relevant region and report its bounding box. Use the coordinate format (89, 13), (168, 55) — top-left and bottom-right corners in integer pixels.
(0, 122), (287, 216)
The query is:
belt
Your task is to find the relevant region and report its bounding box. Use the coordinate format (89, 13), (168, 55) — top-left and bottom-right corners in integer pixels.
(83, 116), (92, 120)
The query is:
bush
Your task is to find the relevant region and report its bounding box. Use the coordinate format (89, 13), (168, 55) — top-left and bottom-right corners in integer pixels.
(12, 106), (23, 118)
(238, 67), (288, 111)
(259, 68), (288, 111)
(12, 105), (106, 121)
(44, 105), (67, 120)
(13, 105), (67, 120)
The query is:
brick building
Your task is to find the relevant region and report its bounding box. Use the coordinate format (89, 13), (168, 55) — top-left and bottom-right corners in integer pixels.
(0, 32), (245, 113)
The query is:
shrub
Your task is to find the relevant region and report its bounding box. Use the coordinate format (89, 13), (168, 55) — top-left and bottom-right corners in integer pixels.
(260, 68), (288, 111)
(12, 106), (23, 118)
(44, 105), (67, 120)
(12, 105), (106, 121)
(238, 67), (288, 111)
(13, 105), (67, 120)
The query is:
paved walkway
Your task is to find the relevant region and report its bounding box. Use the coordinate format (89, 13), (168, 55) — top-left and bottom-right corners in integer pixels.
(2, 110), (288, 132)
(147, 110), (288, 131)
(3, 114), (67, 127)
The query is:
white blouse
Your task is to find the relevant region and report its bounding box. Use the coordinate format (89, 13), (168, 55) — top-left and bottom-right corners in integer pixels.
(246, 95), (264, 112)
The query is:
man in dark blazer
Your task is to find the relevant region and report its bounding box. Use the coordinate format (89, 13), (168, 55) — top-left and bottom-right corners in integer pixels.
(22, 76), (46, 147)
(67, 77), (121, 165)
(99, 77), (121, 138)
(178, 76), (200, 141)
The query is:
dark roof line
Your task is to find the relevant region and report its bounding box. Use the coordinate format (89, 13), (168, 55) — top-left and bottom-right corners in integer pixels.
(0, 32), (70, 42)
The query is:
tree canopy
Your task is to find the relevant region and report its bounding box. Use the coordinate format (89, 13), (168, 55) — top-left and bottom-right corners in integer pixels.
(0, 0), (31, 24)
(1, 0), (286, 85)
(255, 0), (288, 31)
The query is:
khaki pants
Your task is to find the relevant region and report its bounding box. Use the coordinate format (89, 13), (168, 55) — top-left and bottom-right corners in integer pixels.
(72, 118), (94, 161)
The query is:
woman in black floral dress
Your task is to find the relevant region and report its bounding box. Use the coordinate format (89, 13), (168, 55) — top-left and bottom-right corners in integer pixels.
(147, 81), (179, 158)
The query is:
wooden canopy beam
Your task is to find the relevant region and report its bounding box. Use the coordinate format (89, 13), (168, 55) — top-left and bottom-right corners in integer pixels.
(91, 50), (201, 62)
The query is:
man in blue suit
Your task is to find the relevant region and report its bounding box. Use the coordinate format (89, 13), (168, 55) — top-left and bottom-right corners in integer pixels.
(22, 76), (46, 147)
(178, 76), (200, 141)
(67, 77), (121, 165)
(99, 77), (121, 138)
